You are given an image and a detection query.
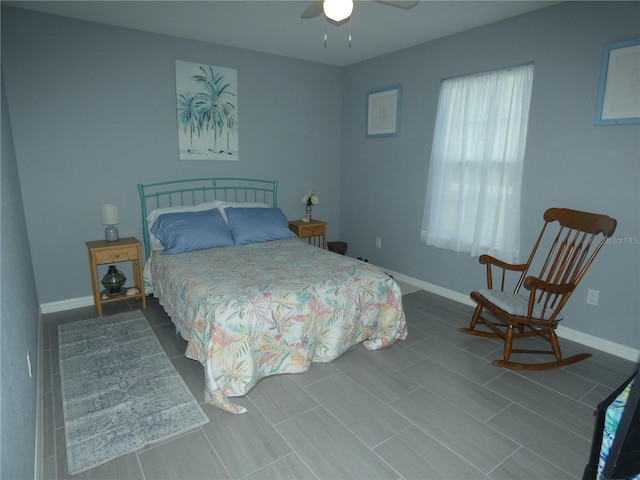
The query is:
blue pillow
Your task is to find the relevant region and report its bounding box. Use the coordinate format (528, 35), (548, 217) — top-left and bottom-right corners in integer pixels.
(151, 209), (234, 254)
(226, 207), (297, 245)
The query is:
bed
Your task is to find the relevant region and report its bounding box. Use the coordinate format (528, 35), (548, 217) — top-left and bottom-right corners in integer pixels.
(138, 177), (407, 413)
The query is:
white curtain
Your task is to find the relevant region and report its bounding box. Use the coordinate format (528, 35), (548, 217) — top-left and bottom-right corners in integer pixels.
(421, 64), (534, 264)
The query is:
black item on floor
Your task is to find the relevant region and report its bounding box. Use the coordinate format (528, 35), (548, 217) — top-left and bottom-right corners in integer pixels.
(583, 368), (640, 480)
(328, 241), (348, 255)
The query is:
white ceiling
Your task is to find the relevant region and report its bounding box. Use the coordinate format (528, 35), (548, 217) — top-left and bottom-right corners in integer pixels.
(4, 1), (559, 66)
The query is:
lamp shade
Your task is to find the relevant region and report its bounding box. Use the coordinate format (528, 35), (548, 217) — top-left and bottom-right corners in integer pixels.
(323, 0), (353, 22)
(100, 204), (119, 226)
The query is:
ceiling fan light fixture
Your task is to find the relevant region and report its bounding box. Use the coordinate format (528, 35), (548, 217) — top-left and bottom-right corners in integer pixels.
(323, 0), (354, 22)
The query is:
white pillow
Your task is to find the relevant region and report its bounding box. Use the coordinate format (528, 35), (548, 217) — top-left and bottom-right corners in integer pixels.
(146, 201), (221, 250)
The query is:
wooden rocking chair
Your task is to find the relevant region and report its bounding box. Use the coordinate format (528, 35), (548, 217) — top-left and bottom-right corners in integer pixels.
(459, 208), (617, 370)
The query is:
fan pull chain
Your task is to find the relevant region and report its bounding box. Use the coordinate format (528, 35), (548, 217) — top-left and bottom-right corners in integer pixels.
(324, 20), (328, 47)
(322, 17), (353, 48)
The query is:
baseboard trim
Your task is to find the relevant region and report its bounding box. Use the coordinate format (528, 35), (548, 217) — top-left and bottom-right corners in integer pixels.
(40, 296), (94, 314)
(555, 325), (640, 363)
(387, 269), (475, 307)
(386, 269), (640, 363)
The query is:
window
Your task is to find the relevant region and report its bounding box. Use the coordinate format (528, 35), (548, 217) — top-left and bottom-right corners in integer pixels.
(421, 64), (534, 263)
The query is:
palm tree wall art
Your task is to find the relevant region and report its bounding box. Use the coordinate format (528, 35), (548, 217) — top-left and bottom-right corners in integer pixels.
(176, 60), (238, 160)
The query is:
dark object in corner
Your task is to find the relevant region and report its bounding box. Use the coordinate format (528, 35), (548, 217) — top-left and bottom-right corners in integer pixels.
(583, 368), (640, 480)
(328, 241), (348, 255)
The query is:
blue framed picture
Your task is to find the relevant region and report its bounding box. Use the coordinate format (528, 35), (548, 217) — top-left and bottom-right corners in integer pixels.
(366, 85), (401, 137)
(594, 38), (640, 126)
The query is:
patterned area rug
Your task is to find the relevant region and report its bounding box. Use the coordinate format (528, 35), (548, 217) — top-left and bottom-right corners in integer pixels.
(58, 310), (209, 475)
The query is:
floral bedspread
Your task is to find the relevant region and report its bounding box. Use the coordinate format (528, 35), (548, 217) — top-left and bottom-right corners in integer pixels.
(150, 238), (407, 413)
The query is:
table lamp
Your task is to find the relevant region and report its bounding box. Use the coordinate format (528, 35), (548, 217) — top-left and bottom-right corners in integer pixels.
(100, 204), (119, 242)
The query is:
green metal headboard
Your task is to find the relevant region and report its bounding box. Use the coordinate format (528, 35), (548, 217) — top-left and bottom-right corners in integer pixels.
(137, 177), (278, 258)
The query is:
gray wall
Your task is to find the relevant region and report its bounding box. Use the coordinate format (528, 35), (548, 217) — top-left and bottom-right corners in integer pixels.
(341, 1), (640, 349)
(1, 6), (343, 305)
(1, 74), (40, 480)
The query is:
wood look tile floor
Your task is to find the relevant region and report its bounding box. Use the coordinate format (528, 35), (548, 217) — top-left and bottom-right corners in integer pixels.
(41, 289), (638, 480)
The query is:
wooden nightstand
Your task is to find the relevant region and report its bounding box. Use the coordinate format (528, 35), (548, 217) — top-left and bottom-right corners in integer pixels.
(288, 219), (327, 249)
(86, 237), (146, 316)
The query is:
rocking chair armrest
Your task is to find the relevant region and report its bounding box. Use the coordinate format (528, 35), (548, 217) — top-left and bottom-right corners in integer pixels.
(479, 254), (528, 272)
(479, 254), (528, 290)
(524, 276), (575, 295)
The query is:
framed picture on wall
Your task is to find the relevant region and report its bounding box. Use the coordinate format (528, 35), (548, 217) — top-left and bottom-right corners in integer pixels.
(176, 60), (239, 160)
(366, 85), (401, 137)
(594, 38), (640, 125)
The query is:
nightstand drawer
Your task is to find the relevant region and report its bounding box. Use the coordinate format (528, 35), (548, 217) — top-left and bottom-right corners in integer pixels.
(93, 246), (139, 264)
(301, 225), (326, 237)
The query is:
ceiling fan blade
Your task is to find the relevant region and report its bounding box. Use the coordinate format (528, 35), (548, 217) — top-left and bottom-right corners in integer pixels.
(301, 0), (324, 18)
(375, 1), (419, 9)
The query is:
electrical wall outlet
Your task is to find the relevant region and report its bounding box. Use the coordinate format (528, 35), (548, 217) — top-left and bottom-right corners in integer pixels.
(586, 289), (599, 306)
(376, 237), (382, 248)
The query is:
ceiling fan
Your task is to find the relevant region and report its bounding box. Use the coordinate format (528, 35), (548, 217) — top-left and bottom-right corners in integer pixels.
(301, 0), (418, 24)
